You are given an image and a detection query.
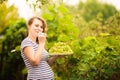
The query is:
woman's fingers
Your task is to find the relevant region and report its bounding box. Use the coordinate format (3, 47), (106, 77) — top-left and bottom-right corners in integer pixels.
(37, 32), (46, 43)
(38, 32), (46, 37)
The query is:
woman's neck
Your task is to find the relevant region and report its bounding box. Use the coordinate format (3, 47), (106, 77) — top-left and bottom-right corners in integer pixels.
(28, 35), (36, 43)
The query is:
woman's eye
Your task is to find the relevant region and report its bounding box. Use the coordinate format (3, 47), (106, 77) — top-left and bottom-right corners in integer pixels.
(35, 25), (39, 27)
(40, 26), (43, 28)
(35, 24), (43, 28)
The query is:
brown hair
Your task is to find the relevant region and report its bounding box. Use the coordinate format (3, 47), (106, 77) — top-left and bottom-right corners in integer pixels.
(27, 16), (47, 33)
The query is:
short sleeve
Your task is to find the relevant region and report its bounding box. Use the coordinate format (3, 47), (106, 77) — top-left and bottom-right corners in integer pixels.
(21, 38), (33, 52)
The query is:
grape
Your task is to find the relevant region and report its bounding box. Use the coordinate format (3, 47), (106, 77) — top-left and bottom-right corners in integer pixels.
(49, 42), (73, 55)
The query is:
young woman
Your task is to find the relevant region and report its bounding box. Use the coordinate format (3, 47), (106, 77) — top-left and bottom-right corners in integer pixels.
(21, 16), (59, 80)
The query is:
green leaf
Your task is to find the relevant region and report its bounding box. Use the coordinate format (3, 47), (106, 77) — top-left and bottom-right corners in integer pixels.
(58, 4), (68, 14)
(56, 58), (65, 64)
(22, 67), (27, 74)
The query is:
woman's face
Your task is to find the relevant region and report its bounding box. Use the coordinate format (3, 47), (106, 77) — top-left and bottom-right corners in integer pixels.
(28, 18), (43, 38)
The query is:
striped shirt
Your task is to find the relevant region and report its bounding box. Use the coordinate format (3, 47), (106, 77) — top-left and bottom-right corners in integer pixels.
(21, 37), (54, 80)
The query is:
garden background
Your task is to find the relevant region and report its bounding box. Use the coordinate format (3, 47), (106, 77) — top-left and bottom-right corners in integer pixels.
(0, 0), (120, 80)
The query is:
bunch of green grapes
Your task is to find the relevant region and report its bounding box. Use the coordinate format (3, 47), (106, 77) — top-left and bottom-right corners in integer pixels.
(49, 42), (73, 55)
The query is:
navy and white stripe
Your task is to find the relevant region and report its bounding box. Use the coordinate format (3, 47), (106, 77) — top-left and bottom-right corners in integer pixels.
(21, 37), (54, 80)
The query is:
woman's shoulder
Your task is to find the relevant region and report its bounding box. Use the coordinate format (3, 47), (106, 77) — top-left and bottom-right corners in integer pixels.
(21, 37), (31, 45)
(22, 37), (29, 42)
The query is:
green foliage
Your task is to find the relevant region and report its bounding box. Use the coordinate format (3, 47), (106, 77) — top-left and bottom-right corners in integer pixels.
(67, 12), (120, 79)
(0, 0), (7, 4)
(1, 0), (120, 80)
(104, 12), (120, 35)
(26, 0), (49, 10)
(0, 2), (19, 34)
(41, 4), (79, 50)
(78, 0), (118, 22)
(0, 19), (27, 80)
(71, 35), (120, 80)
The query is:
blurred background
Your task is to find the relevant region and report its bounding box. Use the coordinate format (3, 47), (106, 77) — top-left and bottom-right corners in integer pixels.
(0, 0), (120, 80)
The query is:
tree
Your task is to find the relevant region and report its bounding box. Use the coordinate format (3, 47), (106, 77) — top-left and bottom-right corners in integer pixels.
(78, 0), (118, 22)
(0, 2), (19, 34)
(0, 19), (27, 80)
(0, 0), (7, 4)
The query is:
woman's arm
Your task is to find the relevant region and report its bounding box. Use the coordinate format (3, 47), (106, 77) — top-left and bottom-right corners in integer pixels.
(23, 32), (46, 66)
(23, 43), (44, 66)
(47, 55), (58, 65)
(47, 55), (64, 65)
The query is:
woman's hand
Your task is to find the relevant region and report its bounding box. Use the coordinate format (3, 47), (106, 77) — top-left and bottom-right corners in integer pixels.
(38, 32), (46, 44)
(52, 55), (65, 58)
